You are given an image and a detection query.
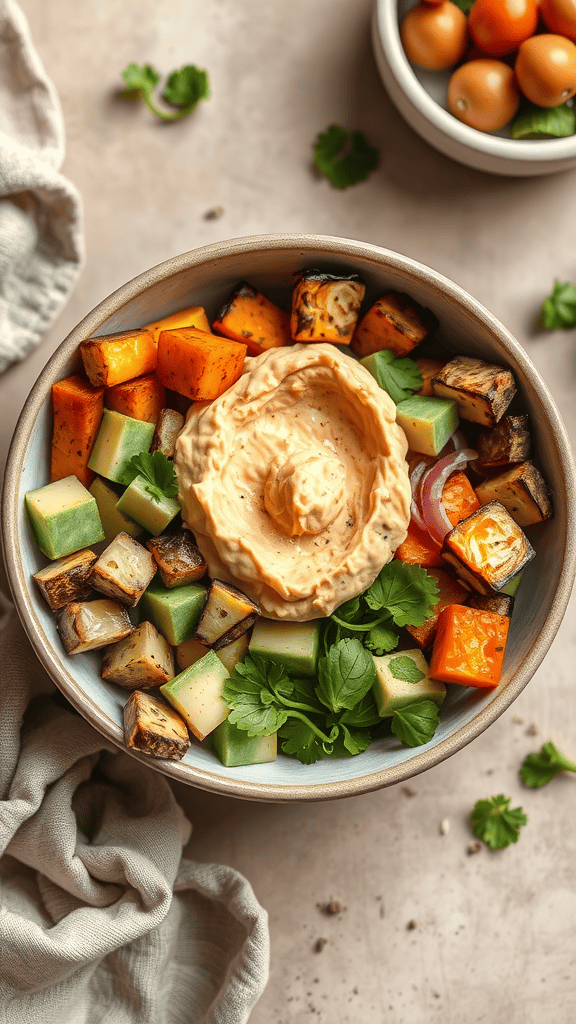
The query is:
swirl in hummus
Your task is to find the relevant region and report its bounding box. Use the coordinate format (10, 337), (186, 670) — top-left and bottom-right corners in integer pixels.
(174, 343), (411, 620)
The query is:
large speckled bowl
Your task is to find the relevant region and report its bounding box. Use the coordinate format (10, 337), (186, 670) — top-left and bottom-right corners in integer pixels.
(3, 234), (575, 801)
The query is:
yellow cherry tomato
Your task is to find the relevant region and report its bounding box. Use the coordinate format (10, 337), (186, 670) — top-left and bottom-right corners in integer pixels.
(515, 34), (576, 107)
(540, 0), (576, 42)
(401, 1), (468, 71)
(447, 60), (521, 132)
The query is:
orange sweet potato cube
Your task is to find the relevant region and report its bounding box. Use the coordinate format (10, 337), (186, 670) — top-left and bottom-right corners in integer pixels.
(157, 327), (247, 401)
(414, 357), (447, 397)
(50, 376), (105, 487)
(429, 604), (509, 689)
(406, 568), (468, 650)
(144, 306), (212, 345)
(105, 374), (166, 424)
(442, 471), (481, 527)
(394, 522), (444, 568)
(212, 282), (290, 356)
(80, 330), (157, 388)
(352, 291), (438, 359)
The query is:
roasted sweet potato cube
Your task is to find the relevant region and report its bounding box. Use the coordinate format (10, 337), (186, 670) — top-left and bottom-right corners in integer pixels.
(395, 522), (444, 568)
(429, 604), (509, 689)
(90, 533), (157, 606)
(432, 356), (516, 427)
(33, 549), (98, 610)
(291, 271), (365, 344)
(352, 291), (438, 359)
(58, 599), (133, 655)
(102, 621), (174, 689)
(50, 376), (105, 488)
(467, 593), (514, 617)
(144, 306), (211, 345)
(212, 282), (290, 356)
(442, 471), (481, 527)
(475, 462), (552, 528)
(194, 579), (259, 649)
(124, 690), (189, 760)
(146, 530), (207, 588)
(151, 408), (185, 458)
(414, 357), (447, 397)
(80, 330), (157, 388)
(157, 327), (247, 400)
(405, 568), (468, 649)
(105, 373), (166, 424)
(475, 414), (531, 472)
(442, 500), (534, 595)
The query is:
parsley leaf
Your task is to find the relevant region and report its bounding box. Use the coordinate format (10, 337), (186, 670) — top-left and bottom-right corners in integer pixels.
(363, 622), (399, 656)
(127, 451), (179, 503)
(314, 125), (379, 189)
(391, 700), (440, 747)
(365, 350), (423, 405)
(542, 279), (576, 330)
(121, 62), (209, 122)
(388, 656), (426, 683)
(520, 741), (576, 788)
(223, 655), (292, 736)
(512, 103), (576, 140)
(336, 691), (381, 730)
(316, 639), (377, 714)
(279, 717), (326, 764)
(365, 561), (439, 628)
(471, 795), (528, 850)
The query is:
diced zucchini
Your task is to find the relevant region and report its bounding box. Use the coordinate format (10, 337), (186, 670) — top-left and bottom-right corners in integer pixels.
(102, 621), (174, 688)
(90, 532), (156, 606)
(89, 476), (142, 541)
(146, 530), (207, 588)
(476, 414), (531, 472)
(87, 409), (155, 486)
(58, 598), (133, 655)
(25, 476), (104, 560)
(116, 475), (180, 536)
(213, 719), (277, 767)
(432, 356), (516, 427)
(124, 690), (189, 760)
(176, 631), (248, 674)
(160, 650), (229, 740)
(291, 271), (365, 344)
(395, 395), (458, 457)
(33, 549), (97, 610)
(216, 632), (250, 673)
(139, 580), (207, 645)
(352, 291), (438, 359)
(475, 462), (552, 528)
(194, 580), (259, 650)
(249, 618), (321, 676)
(442, 500), (534, 595)
(500, 572), (522, 597)
(372, 649), (446, 717)
(467, 593), (514, 617)
(150, 408), (185, 458)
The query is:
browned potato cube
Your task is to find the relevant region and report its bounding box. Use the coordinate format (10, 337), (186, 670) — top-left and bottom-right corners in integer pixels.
(58, 599), (133, 655)
(352, 291), (438, 359)
(90, 532), (156, 606)
(414, 357), (447, 397)
(476, 415), (531, 472)
(146, 530), (207, 588)
(194, 579), (259, 649)
(291, 271), (365, 344)
(442, 500), (534, 595)
(124, 690), (189, 760)
(467, 593), (514, 617)
(33, 549), (97, 610)
(102, 621), (174, 689)
(475, 462), (552, 527)
(432, 356), (516, 427)
(151, 408), (185, 458)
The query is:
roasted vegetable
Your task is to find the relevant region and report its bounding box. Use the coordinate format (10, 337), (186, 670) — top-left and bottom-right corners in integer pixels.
(395, 522), (444, 568)
(102, 621), (174, 689)
(146, 530), (207, 588)
(33, 549), (97, 611)
(290, 271), (365, 344)
(90, 532), (157, 606)
(429, 604), (510, 689)
(89, 476), (142, 542)
(212, 282), (290, 356)
(352, 291), (438, 359)
(105, 373), (166, 424)
(151, 408), (185, 458)
(475, 414), (531, 472)
(145, 305), (211, 345)
(160, 650), (229, 741)
(414, 357), (447, 397)
(156, 327), (247, 400)
(58, 599), (133, 655)
(176, 632), (249, 674)
(50, 376), (104, 488)
(124, 690), (189, 760)
(80, 329), (156, 388)
(405, 567), (469, 649)
(432, 356), (516, 427)
(194, 579), (260, 649)
(442, 500), (535, 594)
(87, 410), (155, 486)
(475, 462), (552, 527)
(441, 471), (481, 527)
(467, 593), (514, 617)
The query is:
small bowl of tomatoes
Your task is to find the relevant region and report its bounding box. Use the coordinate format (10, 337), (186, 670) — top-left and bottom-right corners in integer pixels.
(373, 0), (576, 175)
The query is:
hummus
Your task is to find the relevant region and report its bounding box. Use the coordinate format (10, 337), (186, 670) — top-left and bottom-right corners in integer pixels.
(175, 343), (411, 620)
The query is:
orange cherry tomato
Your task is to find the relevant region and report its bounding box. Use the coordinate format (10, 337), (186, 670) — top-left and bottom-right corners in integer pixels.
(401, 2), (468, 71)
(540, 0), (576, 41)
(515, 34), (576, 106)
(468, 0), (539, 57)
(447, 60), (521, 132)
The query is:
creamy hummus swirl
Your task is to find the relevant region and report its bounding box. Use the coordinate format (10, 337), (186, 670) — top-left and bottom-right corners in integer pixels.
(175, 343), (411, 620)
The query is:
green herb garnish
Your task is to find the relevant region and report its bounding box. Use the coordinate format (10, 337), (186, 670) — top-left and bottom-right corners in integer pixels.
(316, 639), (377, 714)
(511, 103), (576, 140)
(520, 741), (576, 788)
(470, 795), (528, 850)
(391, 700), (440, 747)
(451, 0), (475, 12)
(313, 125), (379, 189)
(542, 279), (576, 330)
(121, 62), (209, 122)
(366, 350), (423, 404)
(388, 655), (426, 684)
(364, 561), (439, 629)
(127, 451), (179, 503)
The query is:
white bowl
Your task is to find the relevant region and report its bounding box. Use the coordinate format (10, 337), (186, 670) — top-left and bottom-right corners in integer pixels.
(373, 0), (576, 176)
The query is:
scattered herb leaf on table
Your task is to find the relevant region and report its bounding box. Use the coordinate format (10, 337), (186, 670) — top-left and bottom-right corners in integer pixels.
(541, 280), (576, 330)
(520, 741), (576, 788)
(471, 795), (528, 849)
(314, 125), (379, 189)
(121, 62), (209, 122)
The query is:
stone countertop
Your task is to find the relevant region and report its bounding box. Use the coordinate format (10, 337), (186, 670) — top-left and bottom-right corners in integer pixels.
(3, 1), (576, 1021)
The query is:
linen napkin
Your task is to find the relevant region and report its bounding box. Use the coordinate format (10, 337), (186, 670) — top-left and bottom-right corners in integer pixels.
(0, 0), (83, 374)
(0, 554), (270, 1023)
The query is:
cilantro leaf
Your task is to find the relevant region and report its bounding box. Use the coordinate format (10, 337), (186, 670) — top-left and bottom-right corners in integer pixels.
(542, 280), (576, 330)
(279, 717), (326, 764)
(363, 622), (399, 656)
(520, 741), (576, 788)
(336, 691), (381, 730)
(391, 700), (439, 747)
(127, 451), (179, 503)
(471, 795), (528, 850)
(122, 62), (161, 96)
(388, 656), (425, 684)
(316, 639), (377, 714)
(365, 562), (439, 628)
(339, 724), (372, 757)
(314, 125), (379, 189)
(366, 350), (423, 405)
(512, 103), (576, 141)
(121, 61), (209, 122)
(222, 655), (292, 737)
(452, 0), (474, 11)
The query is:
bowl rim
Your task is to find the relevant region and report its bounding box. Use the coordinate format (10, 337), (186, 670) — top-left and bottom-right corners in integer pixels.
(3, 232), (576, 802)
(377, 0), (576, 162)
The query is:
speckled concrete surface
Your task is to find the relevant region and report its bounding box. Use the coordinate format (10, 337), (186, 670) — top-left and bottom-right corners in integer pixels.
(3, 1), (576, 1021)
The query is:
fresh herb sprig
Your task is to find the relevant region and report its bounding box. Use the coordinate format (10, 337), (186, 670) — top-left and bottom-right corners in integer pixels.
(541, 280), (576, 330)
(121, 62), (209, 122)
(511, 103), (576, 141)
(520, 741), (576, 788)
(471, 795), (528, 850)
(314, 125), (379, 189)
(126, 451), (179, 503)
(364, 350), (423, 405)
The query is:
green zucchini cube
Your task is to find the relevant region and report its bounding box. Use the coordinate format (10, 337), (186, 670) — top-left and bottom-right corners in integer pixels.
(213, 718), (277, 767)
(25, 476), (104, 559)
(160, 650), (229, 740)
(139, 579), (207, 645)
(116, 475), (180, 536)
(372, 649), (445, 717)
(89, 476), (142, 542)
(87, 409), (155, 486)
(249, 618), (321, 676)
(395, 396), (458, 456)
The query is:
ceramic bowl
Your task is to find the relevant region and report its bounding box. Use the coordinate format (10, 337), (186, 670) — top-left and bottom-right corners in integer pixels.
(3, 234), (575, 801)
(373, 0), (576, 177)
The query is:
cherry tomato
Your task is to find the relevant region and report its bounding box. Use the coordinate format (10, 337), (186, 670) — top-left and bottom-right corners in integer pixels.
(400, 2), (468, 71)
(515, 34), (576, 106)
(468, 0), (539, 57)
(540, 0), (576, 42)
(447, 60), (521, 131)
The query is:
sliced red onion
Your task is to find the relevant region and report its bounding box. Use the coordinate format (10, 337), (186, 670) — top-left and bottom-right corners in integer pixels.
(420, 448), (478, 547)
(409, 460), (428, 531)
(438, 428), (468, 457)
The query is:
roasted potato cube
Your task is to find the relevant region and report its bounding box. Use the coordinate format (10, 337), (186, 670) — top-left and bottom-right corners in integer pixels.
(80, 330), (156, 388)
(194, 579), (259, 649)
(475, 462), (552, 528)
(150, 408), (185, 458)
(476, 415), (531, 472)
(442, 500), (534, 595)
(432, 356), (516, 427)
(102, 621), (174, 689)
(405, 568), (469, 650)
(291, 271), (365, 344)
(212, 281), (290, 356)
(33, 549), (97, 610)
(414, 357), (447, 397)
(58, 599), (133, 655)
(124, 690), (189, 760)
(90, 532), (156, 606)
(352, 291), (438, 359)
(467, 593), (514, 617)
(146, 530), (207, 588)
